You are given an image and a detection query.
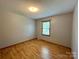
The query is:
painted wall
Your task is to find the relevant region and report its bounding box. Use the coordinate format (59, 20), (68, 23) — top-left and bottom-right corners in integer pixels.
(0, 10), (35, 48)
(72, 3), (78, 59)
(36, 13), (73, 48)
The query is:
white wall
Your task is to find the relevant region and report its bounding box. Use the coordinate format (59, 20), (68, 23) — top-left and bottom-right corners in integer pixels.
(36, 13), (73, 48)
(0, 10), (35, 48)
(72, 3), (78, 59)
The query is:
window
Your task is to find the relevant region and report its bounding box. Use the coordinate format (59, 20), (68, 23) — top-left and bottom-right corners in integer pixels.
(42, 21), (50, 36)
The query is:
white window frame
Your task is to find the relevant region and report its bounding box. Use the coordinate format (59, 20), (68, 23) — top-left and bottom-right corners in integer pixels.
(41, 20), (51, 36)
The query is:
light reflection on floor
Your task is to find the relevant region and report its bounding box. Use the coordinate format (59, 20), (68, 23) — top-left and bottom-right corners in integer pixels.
(41, 47), (50, 59)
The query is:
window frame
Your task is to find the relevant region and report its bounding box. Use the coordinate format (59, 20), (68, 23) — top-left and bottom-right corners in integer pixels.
(41, 20), (51, 36)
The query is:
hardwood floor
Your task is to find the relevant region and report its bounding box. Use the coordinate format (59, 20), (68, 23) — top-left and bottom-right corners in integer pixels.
(0, 39), (73, 59)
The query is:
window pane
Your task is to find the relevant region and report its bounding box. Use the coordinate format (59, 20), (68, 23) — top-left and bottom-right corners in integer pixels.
(43, 28), (49, 35)
(42, 21), (50, 35)
(43, 22), (50, 28)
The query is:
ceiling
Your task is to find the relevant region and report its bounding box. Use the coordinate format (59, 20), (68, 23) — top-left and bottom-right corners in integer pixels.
(0, 0), (77, 19)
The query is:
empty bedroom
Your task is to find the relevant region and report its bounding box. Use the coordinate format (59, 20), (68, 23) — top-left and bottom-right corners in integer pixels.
(0, 0), (78, 59)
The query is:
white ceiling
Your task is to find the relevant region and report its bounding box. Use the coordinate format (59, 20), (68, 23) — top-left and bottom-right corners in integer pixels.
(0, 0), (77, 19)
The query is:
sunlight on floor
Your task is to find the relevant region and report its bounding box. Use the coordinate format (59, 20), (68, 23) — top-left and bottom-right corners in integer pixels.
(41, 47), (50, 59)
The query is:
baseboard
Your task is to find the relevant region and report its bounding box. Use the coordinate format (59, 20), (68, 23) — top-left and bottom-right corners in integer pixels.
(38, 39), (71, 49)
(0, 38), (36, 50)
(0, 38), (71, 50)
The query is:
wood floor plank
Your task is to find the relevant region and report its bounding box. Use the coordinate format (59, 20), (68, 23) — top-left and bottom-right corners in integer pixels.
(0, 39), (73, 59)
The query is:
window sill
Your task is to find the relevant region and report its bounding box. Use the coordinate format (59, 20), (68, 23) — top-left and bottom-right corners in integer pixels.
(42, 34), (50, 37)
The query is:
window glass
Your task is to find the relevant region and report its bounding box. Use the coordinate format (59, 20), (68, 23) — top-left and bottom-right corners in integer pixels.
(42, 21), (50, 36)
